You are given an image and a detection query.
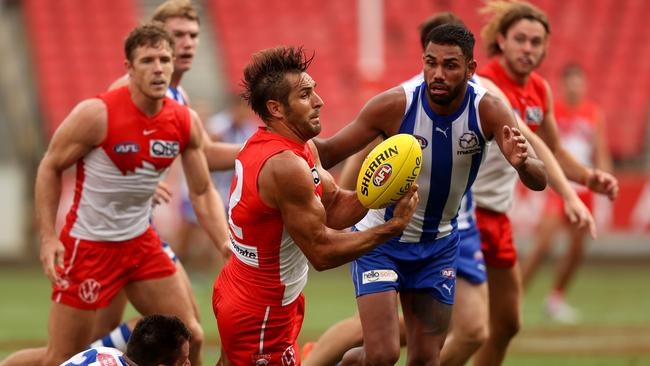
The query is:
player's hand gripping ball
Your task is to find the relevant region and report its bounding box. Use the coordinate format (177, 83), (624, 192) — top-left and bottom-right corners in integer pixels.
(356, 134), (422, 209)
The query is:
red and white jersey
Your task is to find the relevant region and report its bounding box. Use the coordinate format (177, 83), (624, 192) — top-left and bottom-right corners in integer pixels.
(218, 127), (323, 307)
(554, 98), (599, 167)
(62, 86), (191, 241)
(472, 59), (550, 213)
(555, 98), (600, 193)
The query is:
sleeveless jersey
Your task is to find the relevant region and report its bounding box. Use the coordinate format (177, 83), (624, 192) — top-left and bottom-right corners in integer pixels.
(555, 98), (601, 192)
(219, 128), (323, 306)
(61, 347), (127, 366)
(355, 79), (490, 241)
(472, 59), (549, 212)
(62, 86), (192, 241)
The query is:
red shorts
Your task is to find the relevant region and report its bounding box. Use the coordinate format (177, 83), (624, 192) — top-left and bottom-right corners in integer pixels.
(544, 190), (594, 217)
(52, 227), (176, 310)
(476, 207), (517, 267)
(213, 283), (304, 366)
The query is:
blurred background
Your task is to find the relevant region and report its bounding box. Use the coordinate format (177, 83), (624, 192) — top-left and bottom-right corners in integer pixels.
(0, 0), (648, 364)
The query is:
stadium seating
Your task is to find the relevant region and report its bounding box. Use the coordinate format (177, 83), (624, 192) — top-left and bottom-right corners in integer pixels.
(207, 0), (649, 159)
(22, 0), (648, 158)
(23, 0), (139, 136)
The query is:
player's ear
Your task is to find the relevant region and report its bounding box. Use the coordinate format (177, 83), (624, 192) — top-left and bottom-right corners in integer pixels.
(266, 100), (284, 120)
(467, 59), (477, 78)
(125, 58), (134, 77)
(496, 32), (506, 53)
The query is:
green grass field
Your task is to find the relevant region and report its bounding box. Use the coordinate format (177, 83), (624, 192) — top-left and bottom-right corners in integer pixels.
(1, 261), (649, 365)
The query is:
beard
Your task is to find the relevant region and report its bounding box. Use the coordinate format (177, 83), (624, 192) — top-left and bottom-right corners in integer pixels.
(426, 78), (466, 106)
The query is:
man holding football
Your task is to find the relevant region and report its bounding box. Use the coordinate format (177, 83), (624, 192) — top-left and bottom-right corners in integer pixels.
(313, 23), (547, 366)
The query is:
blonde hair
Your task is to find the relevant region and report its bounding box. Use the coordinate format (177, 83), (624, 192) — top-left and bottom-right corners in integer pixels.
(480, 0), (550, 57)
(151, 0), (199, 24)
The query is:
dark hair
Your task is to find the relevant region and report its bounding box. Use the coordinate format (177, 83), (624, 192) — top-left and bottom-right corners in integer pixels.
(242, 46), (314, 122)
(562, 62), (584, 79)
(124, 22), (175, 62)
(424, 24), (475, 61)
(418, 12), (465, 51)
(480, 0), (550, 57)
(126, 315), (191, 366)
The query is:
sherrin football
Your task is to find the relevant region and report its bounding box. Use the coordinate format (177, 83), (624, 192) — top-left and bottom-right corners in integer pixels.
(356, 134), (422, 209)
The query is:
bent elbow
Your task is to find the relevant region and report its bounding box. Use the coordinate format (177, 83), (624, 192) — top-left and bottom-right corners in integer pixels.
(527, 174), (548, 191)
(309, 256), (335, 271)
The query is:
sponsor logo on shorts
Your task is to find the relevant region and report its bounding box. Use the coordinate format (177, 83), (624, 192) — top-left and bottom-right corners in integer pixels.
(442, 282), (454, 296)
(251, 353), (271, 366)
(78, 278), (101, 304)
(150, 140), (180, 158)
(113, 142), (140, 154)
(440, 268), (456, 279)
(372, 163), (393, 187)
(457, 132), (481, 155)
(230, 237), (259, 267)
(281, 346), (296, 366)
(362, 269), (398, 284)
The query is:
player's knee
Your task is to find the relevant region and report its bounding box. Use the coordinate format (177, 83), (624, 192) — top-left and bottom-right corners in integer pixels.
(364, 344), (400, 366)
(493, 315), (520, 341)
(459, 321), (489, 350)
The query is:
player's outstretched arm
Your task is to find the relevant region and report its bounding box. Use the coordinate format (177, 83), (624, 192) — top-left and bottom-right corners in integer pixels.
(182, 110), (230, 258)
(480, 94), (547, 191)
(35, 99), (107, 283)
(313, 87), (405, 169)
(259, 151), (418, 271)
(203, 135), (241, 171)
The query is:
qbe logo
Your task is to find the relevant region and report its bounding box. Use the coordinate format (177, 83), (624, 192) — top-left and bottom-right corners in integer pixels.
(372, 163), (393, 187)
(150, 140), (179, 158)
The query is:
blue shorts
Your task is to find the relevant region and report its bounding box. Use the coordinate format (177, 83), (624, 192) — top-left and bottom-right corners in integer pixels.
(350, 231), (459, 305)
(456, 223), (487, 284)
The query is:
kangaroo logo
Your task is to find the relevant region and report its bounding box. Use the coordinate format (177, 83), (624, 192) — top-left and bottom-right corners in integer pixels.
(442, 283), (453, 296)
(435, 126), (449, 138)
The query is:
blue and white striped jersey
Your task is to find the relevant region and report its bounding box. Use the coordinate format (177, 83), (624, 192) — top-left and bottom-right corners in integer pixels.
(356, 78), (490, 242)
(60, 347), (127, 366)
(166, 86), (188, 105)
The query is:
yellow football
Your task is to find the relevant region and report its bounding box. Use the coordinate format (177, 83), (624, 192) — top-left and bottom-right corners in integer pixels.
(356, 134), (422, 209)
